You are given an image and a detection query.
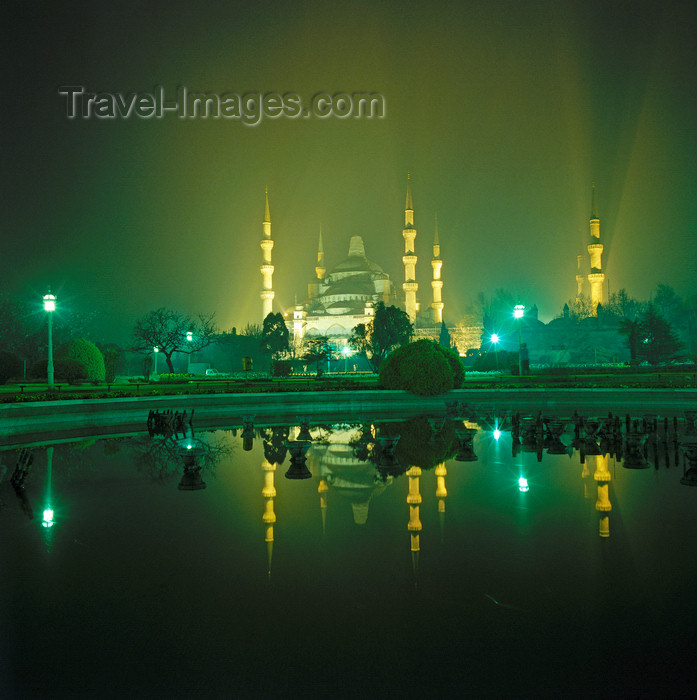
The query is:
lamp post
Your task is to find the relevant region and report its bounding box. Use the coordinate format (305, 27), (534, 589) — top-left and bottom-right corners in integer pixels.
(490, 333), (500, 370)
(186, 331), (193, 374)
(153, 346), (159, 378)
(513, 305), (525, 376)
(342, 345), (350, 373)
(43, 290), (56, 388)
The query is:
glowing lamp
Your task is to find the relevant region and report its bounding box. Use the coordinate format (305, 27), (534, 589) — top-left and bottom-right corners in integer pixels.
(43, 293), (56, 312)
(42, 508), (55, 527)
(493, 429), (501, 441)
(518, 477), (529, 492)
(491, 333), (499, 344)
(513, 305), (525, 319)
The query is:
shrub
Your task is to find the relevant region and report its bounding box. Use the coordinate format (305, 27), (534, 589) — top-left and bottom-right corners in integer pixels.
(473, 349), (517, 372)
(103, 348), (122, 383)
(56, 338), (105, 382)
(158, 373), (192, 384)
(30, 358), (87, 384)
(435, 345), (465, 388)
(379, 339), (454, 396)
(271, 359), (292, 377)
(0, 351), (23, 384)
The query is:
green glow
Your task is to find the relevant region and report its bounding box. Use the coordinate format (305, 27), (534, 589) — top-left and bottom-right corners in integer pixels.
(42, 508), (55, 527)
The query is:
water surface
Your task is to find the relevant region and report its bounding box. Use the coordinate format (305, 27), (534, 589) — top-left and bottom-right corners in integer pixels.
(2, 413), (696, 697)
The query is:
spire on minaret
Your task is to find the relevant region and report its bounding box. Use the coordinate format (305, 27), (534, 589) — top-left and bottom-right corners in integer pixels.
(402, 173), (418, 322)
(264, 186), (271, 228)
(591, 183), (598, 221)
(260, 188), (275, 319)
(433, 213), (440, 256)
(315, 225), (326, 281)
(431, 213), (444, 325)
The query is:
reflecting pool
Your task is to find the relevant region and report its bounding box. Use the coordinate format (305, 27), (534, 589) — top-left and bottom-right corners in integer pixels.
(3, 409), (697, 697)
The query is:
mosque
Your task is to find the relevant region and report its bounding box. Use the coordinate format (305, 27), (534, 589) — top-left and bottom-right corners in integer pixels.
(257, 178), (607, 356)
(258, 176), (446, 349)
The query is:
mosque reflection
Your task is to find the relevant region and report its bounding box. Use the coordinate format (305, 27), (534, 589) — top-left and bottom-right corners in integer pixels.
(3, 407), (697, 572)
(238, 407), (697, 581)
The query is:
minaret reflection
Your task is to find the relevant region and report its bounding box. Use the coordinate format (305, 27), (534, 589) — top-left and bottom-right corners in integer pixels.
(406, 466), (422, 584)
(261, 456), (276, 579)
(593, 453), (612, 538)
(261, 427), (287, 579)
(318, 478), (329, 534)
(435, 462), (447, 541)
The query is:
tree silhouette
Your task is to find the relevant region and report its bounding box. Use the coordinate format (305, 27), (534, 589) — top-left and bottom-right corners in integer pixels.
(637, 304), (684, 365)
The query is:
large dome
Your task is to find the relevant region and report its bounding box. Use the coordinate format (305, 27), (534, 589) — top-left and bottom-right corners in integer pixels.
(327, 236), (388, 280)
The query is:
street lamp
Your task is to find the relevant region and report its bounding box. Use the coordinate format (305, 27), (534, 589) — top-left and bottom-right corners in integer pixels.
(43, 290), (56, 388)
(153, 346), (159, 378)
(342, 345), (351, 373)
(186, 331), (193, 374)
(513, 305), (525, 375)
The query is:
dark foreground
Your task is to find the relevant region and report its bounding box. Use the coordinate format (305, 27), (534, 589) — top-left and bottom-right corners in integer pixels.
(2, 412), (696, 698)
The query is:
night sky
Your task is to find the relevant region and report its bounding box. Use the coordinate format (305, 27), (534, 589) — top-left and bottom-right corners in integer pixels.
(2, 0), (696, 342)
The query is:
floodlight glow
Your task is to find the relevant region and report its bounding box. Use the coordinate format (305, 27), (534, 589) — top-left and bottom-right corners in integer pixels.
(42, 508), (55, 527)
(342, 346), (350, 356)
(493, 429), (501, 441)
(43, 294), (56, 312)
(518, 477), (529, 492)
(513, 305), (525, 319)
(491, 333), (499, 344)
(186, 331), (193, 342)
(154, 346), (159, 352)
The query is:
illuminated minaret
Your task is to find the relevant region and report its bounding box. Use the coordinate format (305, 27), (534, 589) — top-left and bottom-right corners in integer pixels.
(261, 456), (277, 577)
(260, 187), (275, 320)
(402, 174), (418, 322)
(315, 226), (326, 281)
(406, 466), (422, 581)
(431, 215), (444, 325)
(575, 254), (585, 301)
(435, 462), (447, 541)
(587, 185), (605, 315)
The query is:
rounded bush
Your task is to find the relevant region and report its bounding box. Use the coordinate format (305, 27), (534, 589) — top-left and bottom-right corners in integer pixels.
(379, 339), (454, 395)
(57, 338), (105, 382)
(435, 345), (465, 388)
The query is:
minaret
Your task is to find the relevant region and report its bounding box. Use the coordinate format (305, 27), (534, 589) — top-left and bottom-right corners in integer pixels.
(402, 174), (418, 322)
(587, 185), (605, 314)
(260, 187), (275, 320)
(315, 226), (326, 281)
(431, 215), (444, 325)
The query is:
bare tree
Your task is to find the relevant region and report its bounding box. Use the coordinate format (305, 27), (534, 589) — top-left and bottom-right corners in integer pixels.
(131, 307), (218, 373)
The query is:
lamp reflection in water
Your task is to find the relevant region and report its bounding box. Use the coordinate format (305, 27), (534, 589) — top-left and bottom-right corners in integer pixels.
(42, 447), (56, 550)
